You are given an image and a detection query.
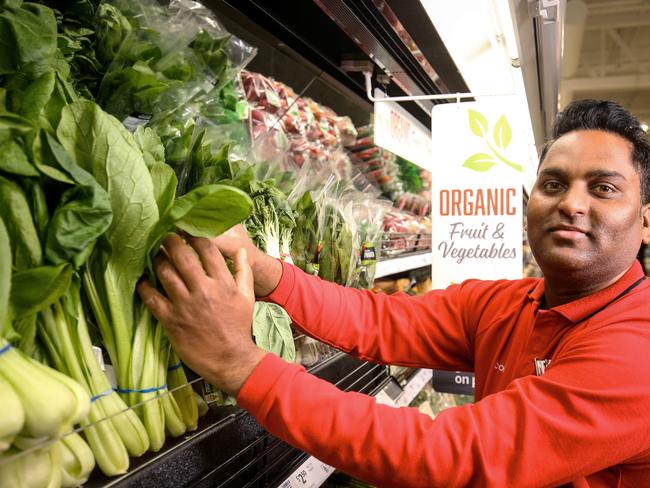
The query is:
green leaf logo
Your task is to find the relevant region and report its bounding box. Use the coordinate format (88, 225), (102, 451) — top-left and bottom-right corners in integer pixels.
(493, 115), (512, 150)
(464, 110), (522, 173)
(463, 153), (496, 172)
(468, 109), (489, 138)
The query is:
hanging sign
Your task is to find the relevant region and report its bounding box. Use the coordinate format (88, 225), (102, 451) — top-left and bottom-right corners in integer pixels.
(430, 100), (526, 289)
(374, 90), (432, 171)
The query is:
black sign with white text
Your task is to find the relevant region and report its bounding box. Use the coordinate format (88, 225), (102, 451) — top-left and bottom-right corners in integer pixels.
(431, 370), (475, 395)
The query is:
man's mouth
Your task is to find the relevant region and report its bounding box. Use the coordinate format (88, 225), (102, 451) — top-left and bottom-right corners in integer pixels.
(548, 224), (589, 239)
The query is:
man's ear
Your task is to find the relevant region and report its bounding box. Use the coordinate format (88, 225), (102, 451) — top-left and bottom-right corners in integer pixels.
(642, 203), (650, 244)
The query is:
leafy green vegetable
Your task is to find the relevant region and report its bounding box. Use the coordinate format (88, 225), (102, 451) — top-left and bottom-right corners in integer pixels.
(10, 264), (73, 319)
(0, 217), (12, 336)
(252, 302), (295, 362)
(94, 2), (131, 65)
(245, 180), (294, 258)
(0, 173), (43, 271)
(0, 1), (58, 77)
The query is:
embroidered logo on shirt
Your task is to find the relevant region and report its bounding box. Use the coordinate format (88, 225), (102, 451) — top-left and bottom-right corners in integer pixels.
(534, 358), (551, 376)
(494, 361), (505, 373)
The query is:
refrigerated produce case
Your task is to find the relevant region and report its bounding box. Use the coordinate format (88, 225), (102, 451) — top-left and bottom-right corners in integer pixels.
(0, 0), (558, 486)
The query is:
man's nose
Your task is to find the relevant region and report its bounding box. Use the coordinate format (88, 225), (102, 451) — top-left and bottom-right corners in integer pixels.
(557, 185), (589, 216)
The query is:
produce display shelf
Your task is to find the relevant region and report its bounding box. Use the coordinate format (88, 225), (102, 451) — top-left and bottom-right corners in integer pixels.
(374, 251), (433, 278)
(87, 353), (389, 488)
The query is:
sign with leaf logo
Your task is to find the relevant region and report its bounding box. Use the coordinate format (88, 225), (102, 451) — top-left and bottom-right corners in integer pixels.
(430, 100), (528, 289)
(464, 110), (522, 173)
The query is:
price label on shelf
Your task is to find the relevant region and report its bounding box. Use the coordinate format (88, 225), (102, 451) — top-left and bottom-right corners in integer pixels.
(394, 369), (433, 407)
(278, 456), (335, 488)
(375, 369), (433, 408)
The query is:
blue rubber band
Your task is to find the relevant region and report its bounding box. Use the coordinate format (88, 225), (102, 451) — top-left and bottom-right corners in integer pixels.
(0, 343), (12, 356)
(90, 388), (114, 403)
(167, 362), (183, 372)
(114, 384), (168, 394)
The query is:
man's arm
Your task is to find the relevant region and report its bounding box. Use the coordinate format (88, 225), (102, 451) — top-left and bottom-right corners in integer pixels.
(212, 225), (475, 370)
(237, 325), (650, 487)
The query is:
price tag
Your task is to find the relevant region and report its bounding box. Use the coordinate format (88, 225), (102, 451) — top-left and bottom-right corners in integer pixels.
(278, 456), (334, 488)
(394, 369), (433, 407)
(122, 113), (152, 132)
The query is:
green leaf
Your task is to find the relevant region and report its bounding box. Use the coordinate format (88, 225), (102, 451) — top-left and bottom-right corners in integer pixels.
(0, 217), (11, 334)
(463, 153), (497, 172)
(10, 264), (73, 319)
(57, 99), (158, 290)
(252, 302), (295, 362)
(0, 140), (38, 176)
(0, 174), (42, 270)
(22, 180), (49, 244)
(149, 162), (177, 217)
(468, 109), (488, 138)
(493, 114), (512, 150)
(0, 112), (34, 133)
(0, 2), (58, 76)
(19, 71), (55, 123)
(133, 126), (165, 168)
(144, 184), (252, 277)
(166, 184), (252, 238)
(41, 133), (113, 268)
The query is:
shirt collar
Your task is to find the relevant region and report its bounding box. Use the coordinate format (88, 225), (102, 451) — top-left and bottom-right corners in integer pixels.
(526, 261), (645, 323)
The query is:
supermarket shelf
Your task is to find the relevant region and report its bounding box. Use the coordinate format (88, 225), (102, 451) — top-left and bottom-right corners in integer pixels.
(374, 251), (432, 278)
(88, 353), (389, 488)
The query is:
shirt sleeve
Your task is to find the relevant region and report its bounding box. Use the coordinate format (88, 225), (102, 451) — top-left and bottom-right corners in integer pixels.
(238, 320), (650, 487)
(263, 261), (481, 371)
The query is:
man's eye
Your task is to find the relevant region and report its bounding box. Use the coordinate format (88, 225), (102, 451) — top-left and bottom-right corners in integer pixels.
(594, 184), (615, 194)
(542, 181), (563, 191)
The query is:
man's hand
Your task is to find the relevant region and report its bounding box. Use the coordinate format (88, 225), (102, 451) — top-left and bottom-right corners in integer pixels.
(137, 233), (265, 397)
(211, 224), (283, 297)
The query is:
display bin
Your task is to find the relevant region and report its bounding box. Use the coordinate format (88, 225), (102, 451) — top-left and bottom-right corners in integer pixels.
(86, 353), (389, 488)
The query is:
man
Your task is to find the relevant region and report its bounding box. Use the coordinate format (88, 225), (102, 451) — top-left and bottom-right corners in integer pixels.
(139, 100), (650, 487)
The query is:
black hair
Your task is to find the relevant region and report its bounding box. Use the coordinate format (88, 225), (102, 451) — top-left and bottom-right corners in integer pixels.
(539, 99), (650, 204)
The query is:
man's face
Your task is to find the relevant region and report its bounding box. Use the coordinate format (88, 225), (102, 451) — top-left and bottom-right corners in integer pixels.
(527, 129), (650, 280)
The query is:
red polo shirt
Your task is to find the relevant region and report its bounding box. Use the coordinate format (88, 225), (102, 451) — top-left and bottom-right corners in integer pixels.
(238, 261), (650, 487)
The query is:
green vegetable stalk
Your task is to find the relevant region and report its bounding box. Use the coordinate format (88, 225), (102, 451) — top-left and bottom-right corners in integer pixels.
(167, 350), (198, 432)
(0, 374), (24, 452)
(0, 443), (61, 488)
(0, 337), (90, 441)
(55, 432), (96, 488)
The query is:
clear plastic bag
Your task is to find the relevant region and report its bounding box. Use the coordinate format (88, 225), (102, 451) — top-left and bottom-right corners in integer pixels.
(97, 0), (256, 124)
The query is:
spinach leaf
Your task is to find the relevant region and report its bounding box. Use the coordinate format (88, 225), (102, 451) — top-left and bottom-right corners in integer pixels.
(17, 70), (55, 123)
(0, 140), (37, 176)
(0, 2), (58, 77)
